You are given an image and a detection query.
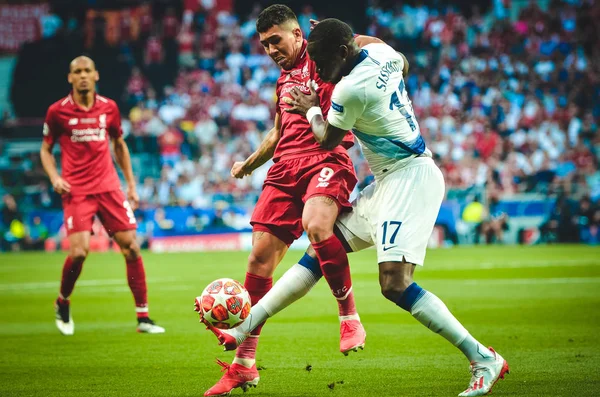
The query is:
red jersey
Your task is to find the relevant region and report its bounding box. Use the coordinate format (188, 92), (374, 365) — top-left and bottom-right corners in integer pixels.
(275, 40), (354, 161)
(43, 94), (123, 196)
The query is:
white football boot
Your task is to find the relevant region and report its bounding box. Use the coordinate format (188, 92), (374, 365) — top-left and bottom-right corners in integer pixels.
(458, 347), (509, 396)
(137, 317), (166, 334)
(54, 299), (74, 336)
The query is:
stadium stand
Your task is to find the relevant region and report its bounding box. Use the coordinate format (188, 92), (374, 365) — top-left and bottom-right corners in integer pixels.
(1, 0), (599, 250)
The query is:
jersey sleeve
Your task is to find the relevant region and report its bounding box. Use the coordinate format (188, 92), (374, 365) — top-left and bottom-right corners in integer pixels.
(326, 81), (365, 131)
(108, 103), (123, 138)
(42, 106), (59, 146)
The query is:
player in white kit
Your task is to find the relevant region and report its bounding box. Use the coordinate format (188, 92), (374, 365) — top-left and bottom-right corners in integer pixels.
(200, 19), (509, 397)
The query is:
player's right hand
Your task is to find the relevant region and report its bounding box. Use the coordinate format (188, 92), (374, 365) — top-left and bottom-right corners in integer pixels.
(51, 177), (71, 194)
(231, 161), (252, 179)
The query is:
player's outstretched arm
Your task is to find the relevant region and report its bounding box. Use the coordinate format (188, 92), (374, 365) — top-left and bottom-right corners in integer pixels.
(40, 140), (70, 194)
(112, 137), (139, 210)
(231, 113), (281, 179)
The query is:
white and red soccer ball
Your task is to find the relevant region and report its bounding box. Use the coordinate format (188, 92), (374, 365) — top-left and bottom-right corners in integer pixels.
(195, 278), (251, 329)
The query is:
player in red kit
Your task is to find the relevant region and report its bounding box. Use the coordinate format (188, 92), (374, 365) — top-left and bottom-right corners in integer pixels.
(202, 6), (369, 396)
(40, 56), (165, 335)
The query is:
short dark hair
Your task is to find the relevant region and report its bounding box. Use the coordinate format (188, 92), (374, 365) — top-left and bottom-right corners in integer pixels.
(308, 18), (354, 54)
(256, 4), (298, 33)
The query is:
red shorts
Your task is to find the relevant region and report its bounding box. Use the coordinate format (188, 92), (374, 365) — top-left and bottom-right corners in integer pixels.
(251, 151), (357, 245)
(62, 190), (137, 236)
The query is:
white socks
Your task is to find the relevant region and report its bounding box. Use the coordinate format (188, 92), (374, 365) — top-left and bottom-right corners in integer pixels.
(410, 290), (493, 362)
(229, 263), (320, 342)
(410, 290), (469, 346)
(260, 264), (320, 317)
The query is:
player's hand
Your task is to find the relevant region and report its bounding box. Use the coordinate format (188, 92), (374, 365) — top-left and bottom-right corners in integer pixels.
(127, 188), (140, 210)
(231, 161), (252, 179)
(51, 177), (71, 195)
(283, 81), (319, 116)
(309, 19), (319, 31)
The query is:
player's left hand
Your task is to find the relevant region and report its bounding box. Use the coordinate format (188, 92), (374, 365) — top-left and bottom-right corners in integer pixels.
(283, 81), (319, 116)
(127, 188), (140, 211)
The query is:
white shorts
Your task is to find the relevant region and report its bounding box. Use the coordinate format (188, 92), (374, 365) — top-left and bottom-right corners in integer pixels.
(336, 157), (445, 265)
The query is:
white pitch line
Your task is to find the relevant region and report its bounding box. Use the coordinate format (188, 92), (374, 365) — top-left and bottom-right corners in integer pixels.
(423, 258), (599, 271)
(428, 277), (600, 285)
(0, 277), (180, 291)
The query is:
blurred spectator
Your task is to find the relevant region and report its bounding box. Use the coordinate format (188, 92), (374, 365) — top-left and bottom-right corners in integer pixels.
(575, 196), (599, 245)
(138, 177), (157, 206)
(1, 194), (25, 251)
(158, 124), (185, 166)
(479, 195), (509, 244)
(162, 7), (180, 39)
(126, 67), (148, 106)
(178, 25), (196, 68)
(210, 208), (227, 228)
(24, 216), (49, 251)
(135, 213), (152, 249)
(540, 195), (578, 243)
(153, 208), (174, 231)
(145, 34), (164, 65)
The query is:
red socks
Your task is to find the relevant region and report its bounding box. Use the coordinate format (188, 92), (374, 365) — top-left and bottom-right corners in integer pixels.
(126, 257), (149, 319)
(59, 255), (150, 320)
(236, 272), (273, 360)
(59, 256), (84, 300)
(312, 234), (357, 316)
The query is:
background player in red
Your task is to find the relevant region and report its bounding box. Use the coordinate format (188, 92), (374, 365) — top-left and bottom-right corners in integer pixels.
(39, 56), (165, 335)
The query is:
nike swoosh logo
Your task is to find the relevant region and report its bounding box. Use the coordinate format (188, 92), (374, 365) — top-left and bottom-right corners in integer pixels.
(383, 246), (397, 251)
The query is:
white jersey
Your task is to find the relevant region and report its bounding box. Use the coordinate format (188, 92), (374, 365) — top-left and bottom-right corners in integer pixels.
(327, 43), (432, 179)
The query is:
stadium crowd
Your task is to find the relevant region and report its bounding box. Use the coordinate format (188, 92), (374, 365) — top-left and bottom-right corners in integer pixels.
(1, 0), (600, 248)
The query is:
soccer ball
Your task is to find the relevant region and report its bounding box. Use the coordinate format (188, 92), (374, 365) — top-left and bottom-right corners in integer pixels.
(195, 278), (251, 329)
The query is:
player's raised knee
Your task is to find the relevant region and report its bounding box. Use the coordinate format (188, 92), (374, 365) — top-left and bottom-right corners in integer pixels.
(304, 219), (333, 243)
(247, 250), (277, 277)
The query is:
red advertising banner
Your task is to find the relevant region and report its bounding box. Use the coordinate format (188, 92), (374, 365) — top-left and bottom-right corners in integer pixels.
(0, 4), (48, 52)
(151, 233), (243, 253)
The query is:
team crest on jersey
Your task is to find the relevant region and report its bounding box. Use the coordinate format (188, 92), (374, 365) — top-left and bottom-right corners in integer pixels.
(99, 114), (107, 128)
(301, 63), (309, 79)
(68, 118), (78, 125)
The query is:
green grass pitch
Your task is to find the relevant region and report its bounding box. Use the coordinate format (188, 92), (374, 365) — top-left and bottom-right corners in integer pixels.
(1, 245), (599, 396)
